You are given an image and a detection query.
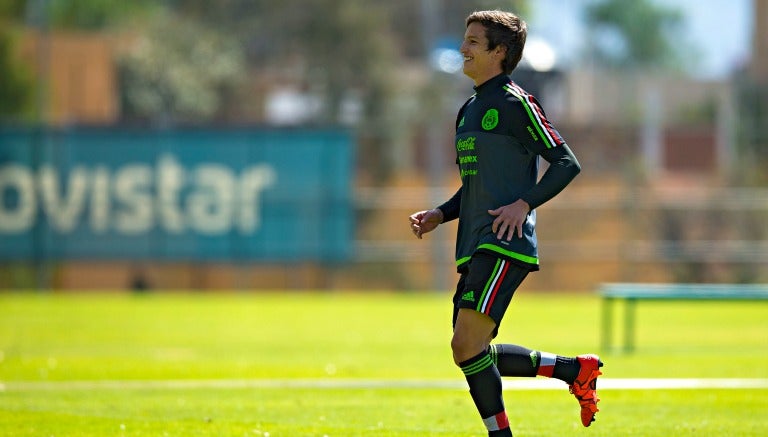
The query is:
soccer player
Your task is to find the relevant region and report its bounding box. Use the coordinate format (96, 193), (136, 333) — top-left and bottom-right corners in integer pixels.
(409, 10), (602, 436)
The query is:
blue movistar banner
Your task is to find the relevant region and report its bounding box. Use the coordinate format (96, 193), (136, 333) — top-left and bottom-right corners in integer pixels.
(0, 127), (353, 261)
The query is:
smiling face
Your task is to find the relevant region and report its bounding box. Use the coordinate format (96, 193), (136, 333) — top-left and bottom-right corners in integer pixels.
(460, 21), (506, 86)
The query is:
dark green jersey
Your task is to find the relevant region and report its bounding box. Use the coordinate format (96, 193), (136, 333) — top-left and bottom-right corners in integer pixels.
(441, 73), (580, 272)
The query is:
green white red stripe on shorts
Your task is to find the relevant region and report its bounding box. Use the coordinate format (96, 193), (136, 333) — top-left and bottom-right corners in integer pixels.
(477, 258), (510, 315)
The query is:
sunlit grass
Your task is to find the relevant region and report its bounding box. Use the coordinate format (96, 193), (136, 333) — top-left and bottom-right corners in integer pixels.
(1, 291), (767, 436)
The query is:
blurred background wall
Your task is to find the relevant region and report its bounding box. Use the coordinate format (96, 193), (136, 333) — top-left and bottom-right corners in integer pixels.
(0, 0), (766, 291)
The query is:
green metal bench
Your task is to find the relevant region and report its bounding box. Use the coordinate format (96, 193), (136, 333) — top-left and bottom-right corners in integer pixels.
(599, 283), (768, 353)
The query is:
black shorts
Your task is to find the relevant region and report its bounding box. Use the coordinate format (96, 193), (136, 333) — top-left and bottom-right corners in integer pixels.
(452, 252), (530, 336)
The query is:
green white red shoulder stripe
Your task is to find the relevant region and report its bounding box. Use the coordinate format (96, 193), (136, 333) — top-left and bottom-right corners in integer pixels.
(503, 81), (564, 149)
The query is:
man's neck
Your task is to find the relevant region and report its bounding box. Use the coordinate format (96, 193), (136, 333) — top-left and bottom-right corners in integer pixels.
(472, 70), (505, 88)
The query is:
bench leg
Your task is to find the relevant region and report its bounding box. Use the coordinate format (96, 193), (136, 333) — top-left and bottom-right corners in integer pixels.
(624, 298), (637, 353)
(601, 297), (614, 352)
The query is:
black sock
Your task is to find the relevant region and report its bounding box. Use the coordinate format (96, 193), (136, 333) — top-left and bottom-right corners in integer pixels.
(551, 356), (580, 384)
(489, 344), (580, 384)
(459, 350), (512, 436)
(488, 344), (538, 377)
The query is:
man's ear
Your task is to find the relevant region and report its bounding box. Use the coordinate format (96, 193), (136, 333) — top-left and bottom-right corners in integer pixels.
(494, 45), (507, 60)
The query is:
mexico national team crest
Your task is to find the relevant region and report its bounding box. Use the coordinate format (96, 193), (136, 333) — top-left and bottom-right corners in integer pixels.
(482, 108), (499, 130)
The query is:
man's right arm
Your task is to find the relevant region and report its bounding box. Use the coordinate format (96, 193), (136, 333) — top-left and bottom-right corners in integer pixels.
(408, 188), (461, 239)
(437, 188), (462, 223)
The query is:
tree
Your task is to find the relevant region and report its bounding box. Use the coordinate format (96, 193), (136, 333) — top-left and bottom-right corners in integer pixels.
(0, 1), (33, 120)
(117, 13), (246, 124)
(172, 0), (403, 179)
(47, 0), (158, 30)
(0, 0), (25, 21)
(585, 0), (685, 70)
(0, 29), (33, 119)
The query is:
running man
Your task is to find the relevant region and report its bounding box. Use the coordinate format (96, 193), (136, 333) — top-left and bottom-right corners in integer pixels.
(409, 10), (602, 436)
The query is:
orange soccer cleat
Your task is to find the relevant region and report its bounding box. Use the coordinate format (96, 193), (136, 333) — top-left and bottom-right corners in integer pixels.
(569, 354), (604, 427)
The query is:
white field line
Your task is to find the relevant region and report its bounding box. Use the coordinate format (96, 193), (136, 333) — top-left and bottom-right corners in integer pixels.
(2, 378), (768, 392)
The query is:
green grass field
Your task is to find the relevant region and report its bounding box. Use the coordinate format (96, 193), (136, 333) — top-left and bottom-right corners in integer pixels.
(1, 291), (767, 436)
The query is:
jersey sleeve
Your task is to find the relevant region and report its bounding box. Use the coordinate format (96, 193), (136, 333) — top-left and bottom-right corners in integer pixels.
(437, 188), (461, 223)
(503, 89), (565, 155)
(518, 143), (581, 210)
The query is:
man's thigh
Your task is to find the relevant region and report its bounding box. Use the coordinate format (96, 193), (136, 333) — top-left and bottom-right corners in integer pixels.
(452, 252), (529, 334)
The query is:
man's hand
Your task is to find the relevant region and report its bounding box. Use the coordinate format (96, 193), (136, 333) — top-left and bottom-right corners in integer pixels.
(408, 209), (443, 239)
(488, 199), (530, 241)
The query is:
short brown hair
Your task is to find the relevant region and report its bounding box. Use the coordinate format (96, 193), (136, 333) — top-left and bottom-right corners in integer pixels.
(466, 10), (527, 74)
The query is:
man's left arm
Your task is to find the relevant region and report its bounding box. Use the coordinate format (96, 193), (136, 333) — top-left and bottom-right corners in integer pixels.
(489, 144), (580, 240)
(490, 97), (581, 240)
(519, 143), (581, 209)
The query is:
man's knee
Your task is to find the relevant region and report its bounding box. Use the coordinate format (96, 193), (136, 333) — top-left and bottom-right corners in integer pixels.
(451, 309), (496, 365)
(451, 332), (485, 365)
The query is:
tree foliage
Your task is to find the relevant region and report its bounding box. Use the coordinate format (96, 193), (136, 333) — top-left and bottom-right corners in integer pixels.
(0, 29), (32, 118)
(0, 0), (25, 21)
(117, 13), (246, 124)
(585, 0), (685, 69)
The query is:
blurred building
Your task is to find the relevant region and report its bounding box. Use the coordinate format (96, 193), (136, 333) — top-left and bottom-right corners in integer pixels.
(19, 31), (118, 125)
